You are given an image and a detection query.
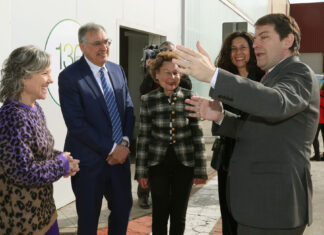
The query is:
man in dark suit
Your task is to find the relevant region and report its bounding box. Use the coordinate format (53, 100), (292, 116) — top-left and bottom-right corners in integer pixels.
(58, 23), (135, 235)
(174, 14), (319, 235)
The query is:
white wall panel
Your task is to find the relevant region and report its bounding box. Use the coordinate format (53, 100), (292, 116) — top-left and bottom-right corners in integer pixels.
(0, 0), (12, 66)
(10, 0), (77, 48)
(226, 0), (268, 23)
(185, 0), (263, 97)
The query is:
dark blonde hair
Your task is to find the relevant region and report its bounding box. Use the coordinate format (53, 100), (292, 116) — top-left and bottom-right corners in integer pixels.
(149, 51), (180, 79)
(0, 45), (50, 102)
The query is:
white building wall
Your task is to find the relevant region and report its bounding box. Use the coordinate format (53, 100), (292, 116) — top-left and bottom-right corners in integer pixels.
(0, 1), (12, 66)
(185, 0), (269, 97)
(227, 0), (269, 23)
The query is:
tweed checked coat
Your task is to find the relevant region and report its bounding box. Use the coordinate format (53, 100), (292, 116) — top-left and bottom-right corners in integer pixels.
(135, 86), (207, 180)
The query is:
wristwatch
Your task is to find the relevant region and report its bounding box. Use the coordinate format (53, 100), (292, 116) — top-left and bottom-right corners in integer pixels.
(121, 140), (129, 147)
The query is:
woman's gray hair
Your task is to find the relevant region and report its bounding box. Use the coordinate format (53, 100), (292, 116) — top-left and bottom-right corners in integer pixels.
(78, 23), (106, 44)
(0, 45), (50, 102)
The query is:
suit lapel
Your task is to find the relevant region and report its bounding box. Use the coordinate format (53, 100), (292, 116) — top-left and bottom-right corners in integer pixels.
(79, 56), (111, 120)
(262, 56), (298, 86)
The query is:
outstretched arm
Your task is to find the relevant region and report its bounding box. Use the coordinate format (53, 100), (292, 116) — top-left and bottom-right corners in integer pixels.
(173, 41), (216, 83)
(185, 96), (224, 123)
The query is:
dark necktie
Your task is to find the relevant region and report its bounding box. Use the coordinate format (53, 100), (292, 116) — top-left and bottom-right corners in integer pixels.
(99, 67), (123, 144)
(260, 72), (269, 83)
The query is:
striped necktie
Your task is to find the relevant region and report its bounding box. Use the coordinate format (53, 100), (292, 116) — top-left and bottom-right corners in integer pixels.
(99, 67), (123, 144)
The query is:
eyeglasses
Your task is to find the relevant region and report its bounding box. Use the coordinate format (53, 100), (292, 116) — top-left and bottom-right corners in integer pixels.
(88, 39), (112, 47)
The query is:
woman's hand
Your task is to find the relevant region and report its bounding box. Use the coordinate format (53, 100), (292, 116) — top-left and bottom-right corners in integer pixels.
(137, 178), (149, 189)
(193, 178), (207, 185)
(63, 152), (80, 178)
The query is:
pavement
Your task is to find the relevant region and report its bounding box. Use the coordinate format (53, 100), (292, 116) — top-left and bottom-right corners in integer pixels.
(57, 130), (324, 234)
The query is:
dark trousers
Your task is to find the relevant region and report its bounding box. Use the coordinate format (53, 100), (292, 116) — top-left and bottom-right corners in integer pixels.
(313, 124), (324, 159)
(149, 146), (194, 235)
(72, 157), (132, 235)
(218, 167), (237, 235)
(237, 224), (306, 235)
(45, 220), (59, 235)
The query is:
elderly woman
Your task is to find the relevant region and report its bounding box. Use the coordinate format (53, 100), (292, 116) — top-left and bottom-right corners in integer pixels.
(0, 45), (79, 235)
(135, 51), (207, 235)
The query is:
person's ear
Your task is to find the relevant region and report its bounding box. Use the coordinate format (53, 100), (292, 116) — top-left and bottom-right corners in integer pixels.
(79, 42), (85, 53)
(284, 33), (294, 49)
(146, 59), (152, 67)
(154, 70), (160, 82)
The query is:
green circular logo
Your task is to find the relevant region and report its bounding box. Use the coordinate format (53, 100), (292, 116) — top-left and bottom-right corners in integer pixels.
(44, 19), (82, 106)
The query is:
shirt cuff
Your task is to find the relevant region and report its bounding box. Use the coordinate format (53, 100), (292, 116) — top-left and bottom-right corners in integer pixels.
(214, 118), (224, 126)
(57, 153), (69, 175)
(210, 68), (219, 88)
(109, 143), (117, 155)
(109, 137), (129, 155)
(123, 136), (129, 143)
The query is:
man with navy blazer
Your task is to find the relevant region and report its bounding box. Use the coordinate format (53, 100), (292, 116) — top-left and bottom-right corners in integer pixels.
(174, 14), (319, 235)
(58, 23), (135, 235)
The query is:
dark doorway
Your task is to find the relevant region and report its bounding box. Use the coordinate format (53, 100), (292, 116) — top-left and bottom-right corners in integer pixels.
(119, 27), (166, 160)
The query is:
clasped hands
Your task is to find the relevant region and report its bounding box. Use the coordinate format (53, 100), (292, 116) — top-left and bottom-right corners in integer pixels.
(106, 144), (130, 165)
(63, 152), (80, 178)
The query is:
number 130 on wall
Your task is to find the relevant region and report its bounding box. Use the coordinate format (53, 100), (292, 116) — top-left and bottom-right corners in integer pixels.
(56, 42), (81, 69)
(45, 19), (81, 106)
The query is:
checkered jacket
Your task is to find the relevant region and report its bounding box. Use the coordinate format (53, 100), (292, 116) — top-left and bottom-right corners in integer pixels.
(135, 87), (207, 179)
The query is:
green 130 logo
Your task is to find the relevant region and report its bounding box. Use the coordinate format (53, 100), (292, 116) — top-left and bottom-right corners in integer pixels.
(56, 42), (80, 70)
(45, 19), (82, 106)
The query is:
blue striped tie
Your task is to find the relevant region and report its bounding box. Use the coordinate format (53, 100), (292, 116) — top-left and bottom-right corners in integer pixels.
(99, 67), (123, 144)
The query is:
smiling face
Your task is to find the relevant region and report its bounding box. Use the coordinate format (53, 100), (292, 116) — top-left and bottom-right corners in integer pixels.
(230, 36), (251, 70)
(253, 24), (293, 72)
(80, 29), (110, 66)
(20, 66), (53, 106)
(156, 61), (181, 97)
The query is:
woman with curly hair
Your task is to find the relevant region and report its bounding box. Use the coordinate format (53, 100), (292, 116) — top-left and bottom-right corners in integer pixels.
(211, 31), (264, 235)
(0, 45), (79, 235)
